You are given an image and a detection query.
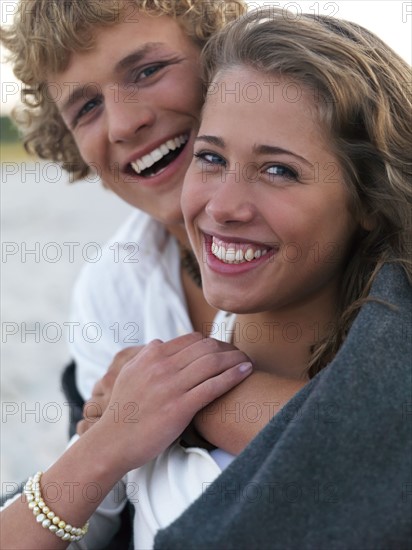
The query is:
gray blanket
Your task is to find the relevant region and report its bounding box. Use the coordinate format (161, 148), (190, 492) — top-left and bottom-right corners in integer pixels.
(154, 264), (412, 549)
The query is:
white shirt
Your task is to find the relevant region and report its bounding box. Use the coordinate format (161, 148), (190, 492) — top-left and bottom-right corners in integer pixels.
(70, 210), (193, 400)
(66, 213), (237, 548)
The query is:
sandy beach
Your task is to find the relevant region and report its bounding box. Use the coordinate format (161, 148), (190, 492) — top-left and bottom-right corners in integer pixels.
(1, 156), (132, 494)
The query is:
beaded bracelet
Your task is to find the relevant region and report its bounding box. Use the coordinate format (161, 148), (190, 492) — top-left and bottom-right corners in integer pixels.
(24, 472), (89, 543)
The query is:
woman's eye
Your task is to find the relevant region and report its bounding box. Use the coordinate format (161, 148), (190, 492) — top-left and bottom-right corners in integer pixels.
(266, 164), (298, 180)
(194, 151), (226, 166)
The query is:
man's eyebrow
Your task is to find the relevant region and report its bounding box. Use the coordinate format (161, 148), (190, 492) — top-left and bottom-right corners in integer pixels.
(61, 85), (93, 114)
(60, 43), (166, 114)
(114, 42), (166, 73)
(195, 136), (312, 167)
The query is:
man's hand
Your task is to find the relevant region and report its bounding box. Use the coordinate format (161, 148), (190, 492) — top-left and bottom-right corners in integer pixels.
(77, 346), (144, 435)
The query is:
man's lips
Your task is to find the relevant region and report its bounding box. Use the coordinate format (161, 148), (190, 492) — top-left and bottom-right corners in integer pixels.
(130, 134), (188, 175)
(121, 133), (189, 176)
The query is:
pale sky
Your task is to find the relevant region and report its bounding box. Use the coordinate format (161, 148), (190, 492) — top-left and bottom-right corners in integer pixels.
(1, 0), (411, 114)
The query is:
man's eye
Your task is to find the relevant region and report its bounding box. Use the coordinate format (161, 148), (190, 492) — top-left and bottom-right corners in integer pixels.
(74, 98), (102, 125)
(134, 64), (164, 81)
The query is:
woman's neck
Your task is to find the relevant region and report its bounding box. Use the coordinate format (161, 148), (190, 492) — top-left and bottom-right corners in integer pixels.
(181, 267), (217, 334)
(232, 291), (339, 381)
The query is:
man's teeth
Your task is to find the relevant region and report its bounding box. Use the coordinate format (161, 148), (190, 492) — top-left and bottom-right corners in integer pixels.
(211, 241), (269, 263)
(130, 134), (188, 174)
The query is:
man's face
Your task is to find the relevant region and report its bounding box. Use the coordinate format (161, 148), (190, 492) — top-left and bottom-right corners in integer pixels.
(53, 14), (203, 228)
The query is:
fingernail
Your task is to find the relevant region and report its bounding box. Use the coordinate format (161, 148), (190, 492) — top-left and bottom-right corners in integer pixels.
(238, 362), (253, 373)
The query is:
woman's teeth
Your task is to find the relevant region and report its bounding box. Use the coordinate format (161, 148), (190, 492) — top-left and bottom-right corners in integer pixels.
(211, 241), (269, 264)
(130, 134), (188, 174)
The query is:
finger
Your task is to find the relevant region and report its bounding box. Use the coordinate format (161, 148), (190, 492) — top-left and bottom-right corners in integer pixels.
(160, 336), (237, 372)
(83, 400), (103, 421)
(92, 349), (142, 397)
(76, 419), (88, 436)
(120, 335), (205, 374)
(92, 368), (119, 397)
(108, 346), (144, 372)
(91, 346), (146, 398)
(179, 349), (251, 390)
(186, 362), (253, 410)
(88, 394), (110, 415)
(153, 333), (204, 357)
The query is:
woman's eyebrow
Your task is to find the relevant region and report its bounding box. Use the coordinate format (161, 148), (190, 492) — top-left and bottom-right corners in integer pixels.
(253, 144), (313, 167)
(196, 136), (313, 167)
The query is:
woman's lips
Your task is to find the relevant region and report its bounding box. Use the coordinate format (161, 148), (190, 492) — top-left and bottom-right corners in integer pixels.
(202, 234), (278, 275)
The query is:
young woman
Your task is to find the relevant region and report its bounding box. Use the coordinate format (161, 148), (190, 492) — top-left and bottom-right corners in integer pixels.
(158, 8), (412, 548)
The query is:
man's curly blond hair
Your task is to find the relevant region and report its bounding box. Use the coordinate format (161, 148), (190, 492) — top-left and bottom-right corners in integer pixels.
(1, 0), (247, 180)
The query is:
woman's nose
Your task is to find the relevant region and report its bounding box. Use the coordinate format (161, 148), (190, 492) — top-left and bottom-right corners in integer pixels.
(205, 174), (256, 226)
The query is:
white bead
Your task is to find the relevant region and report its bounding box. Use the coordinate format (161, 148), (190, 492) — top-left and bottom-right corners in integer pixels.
(25, 471), (87, 543)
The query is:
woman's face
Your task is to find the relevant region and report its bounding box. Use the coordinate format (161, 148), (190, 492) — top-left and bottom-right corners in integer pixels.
(53, 13), (203, 227)
(182, 67), (360, 315)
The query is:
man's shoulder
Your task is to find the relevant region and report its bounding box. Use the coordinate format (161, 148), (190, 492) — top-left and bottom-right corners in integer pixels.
(75, 210), (170, 291)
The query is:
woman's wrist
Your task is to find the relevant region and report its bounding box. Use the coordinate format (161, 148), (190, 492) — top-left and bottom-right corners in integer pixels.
(38, 422), (128, 529)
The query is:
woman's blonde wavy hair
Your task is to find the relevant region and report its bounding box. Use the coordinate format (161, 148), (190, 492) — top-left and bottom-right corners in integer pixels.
(201, 7), (412, 376)
(1, 0), (247, 179)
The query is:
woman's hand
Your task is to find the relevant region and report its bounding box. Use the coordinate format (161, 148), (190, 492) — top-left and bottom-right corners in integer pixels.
(77, 346), (144, 435)
(92, 333), (252, 473)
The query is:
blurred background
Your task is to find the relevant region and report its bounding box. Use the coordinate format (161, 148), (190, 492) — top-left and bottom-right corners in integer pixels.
(1, 0), (411, 493)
